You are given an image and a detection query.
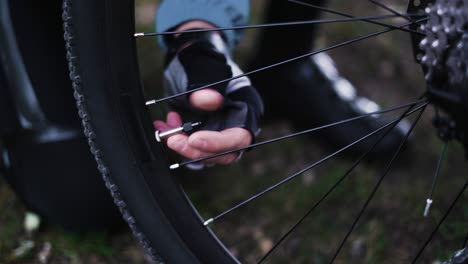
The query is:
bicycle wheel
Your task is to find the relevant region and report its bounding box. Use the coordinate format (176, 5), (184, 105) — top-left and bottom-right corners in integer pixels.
(62, 0), (467, 263)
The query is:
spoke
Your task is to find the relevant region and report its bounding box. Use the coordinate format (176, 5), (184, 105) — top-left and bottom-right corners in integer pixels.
(257, 100), (423, 263)
(202, 103), (428, 226)
(367, 0), (414, 22)
(135, 14), (419, 37)
(411, 177), (468, 263)
(329, 105), (426, 263)
(170, 99), (427, 169)
(287, 0), (423, 36)
(423, 141), (448, 217)
(146, 18), (427, 106)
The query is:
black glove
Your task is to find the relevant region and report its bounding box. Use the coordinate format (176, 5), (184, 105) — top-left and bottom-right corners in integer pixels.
(163, 31), (264, 139)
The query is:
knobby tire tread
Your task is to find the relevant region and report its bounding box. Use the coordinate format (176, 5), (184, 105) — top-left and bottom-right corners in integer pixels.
(62, 0), (163, 262)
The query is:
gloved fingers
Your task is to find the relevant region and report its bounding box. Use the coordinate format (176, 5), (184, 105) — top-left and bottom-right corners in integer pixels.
(153, 111), (244, 165)
(189, 88), (224, 111)
(167, 133), (240, 164)
(188, 127), (252, 153)
(153, 120), (170, 132)
(153, 111), (183, 132)
(166, 111), (183, 127)
(167, 134), (211, 160)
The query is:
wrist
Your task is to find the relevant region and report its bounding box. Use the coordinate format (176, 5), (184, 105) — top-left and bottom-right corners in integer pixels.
(175, 20), (220, 37)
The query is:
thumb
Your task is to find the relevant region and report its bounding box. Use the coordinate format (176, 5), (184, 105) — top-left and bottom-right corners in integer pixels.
(189, 88), (224, 111)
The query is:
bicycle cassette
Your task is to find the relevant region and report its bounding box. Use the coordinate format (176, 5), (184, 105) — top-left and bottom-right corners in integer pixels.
(410, 0), (468, 155)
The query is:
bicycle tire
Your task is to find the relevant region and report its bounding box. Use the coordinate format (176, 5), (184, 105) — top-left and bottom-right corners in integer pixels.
(63, 0), (238, 262)
(62, 0), (466, 263)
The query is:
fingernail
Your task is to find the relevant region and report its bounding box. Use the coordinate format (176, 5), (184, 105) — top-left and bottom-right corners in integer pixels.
(190, 138), (207, 149)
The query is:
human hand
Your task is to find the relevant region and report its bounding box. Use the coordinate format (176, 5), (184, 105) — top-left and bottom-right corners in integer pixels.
(156, 23), (263, 165)
(154, 112), (251, 165)
(154, 88), (252, 165)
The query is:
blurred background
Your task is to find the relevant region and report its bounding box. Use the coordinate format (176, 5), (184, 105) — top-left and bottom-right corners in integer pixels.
(0, 0), (466, 263)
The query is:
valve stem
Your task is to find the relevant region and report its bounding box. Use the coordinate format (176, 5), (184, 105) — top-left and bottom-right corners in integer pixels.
(155, 122), (202, 142)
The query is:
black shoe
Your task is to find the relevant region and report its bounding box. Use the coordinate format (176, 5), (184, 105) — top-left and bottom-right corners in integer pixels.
(249, 53), (411, 157)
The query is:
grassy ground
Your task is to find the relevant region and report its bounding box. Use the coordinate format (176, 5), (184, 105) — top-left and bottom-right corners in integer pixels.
(1, 0), (467, 263)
